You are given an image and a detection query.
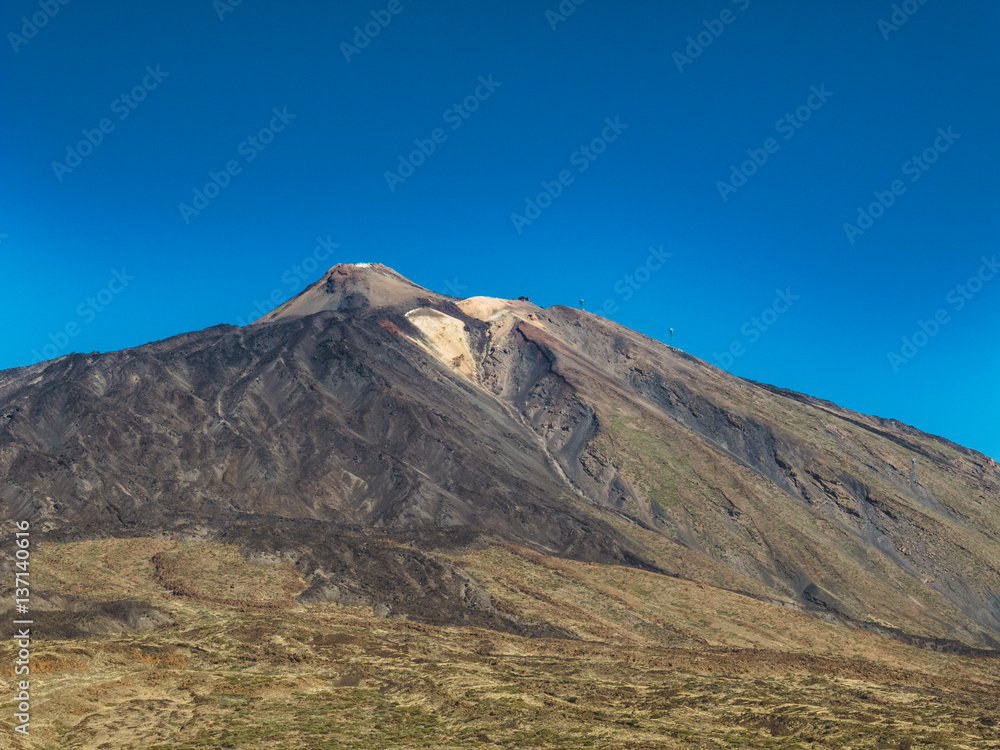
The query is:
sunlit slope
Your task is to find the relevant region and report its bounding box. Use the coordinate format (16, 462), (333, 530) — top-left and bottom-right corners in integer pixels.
(477, 305), (1000, 647)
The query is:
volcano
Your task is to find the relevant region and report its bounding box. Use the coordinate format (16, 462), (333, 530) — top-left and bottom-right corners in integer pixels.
(2, 262), (1000, 649)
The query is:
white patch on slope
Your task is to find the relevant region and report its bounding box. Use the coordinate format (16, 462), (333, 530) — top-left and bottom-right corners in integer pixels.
(404, 308), (477, 381)
(457, 296), (538, 322)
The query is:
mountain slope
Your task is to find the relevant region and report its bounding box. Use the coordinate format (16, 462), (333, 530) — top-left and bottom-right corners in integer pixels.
(2, 262), (999, 649)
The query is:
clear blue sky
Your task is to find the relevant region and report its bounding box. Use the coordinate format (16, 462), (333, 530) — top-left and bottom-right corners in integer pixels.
(2, 0), (998, 460)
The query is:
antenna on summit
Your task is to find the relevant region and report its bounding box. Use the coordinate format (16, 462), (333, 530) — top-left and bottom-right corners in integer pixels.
(669, 328), (675, 347)
(579, 299), (585, 311)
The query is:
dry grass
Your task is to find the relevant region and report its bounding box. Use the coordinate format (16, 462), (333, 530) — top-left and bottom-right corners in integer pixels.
(1, 538), (999, 749)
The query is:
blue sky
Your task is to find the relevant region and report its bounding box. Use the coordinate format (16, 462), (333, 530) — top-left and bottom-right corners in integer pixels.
(2, 0), (998, 460)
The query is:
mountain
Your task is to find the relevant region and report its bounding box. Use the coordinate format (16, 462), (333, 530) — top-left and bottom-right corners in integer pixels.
(3, 262), (1000, 650)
